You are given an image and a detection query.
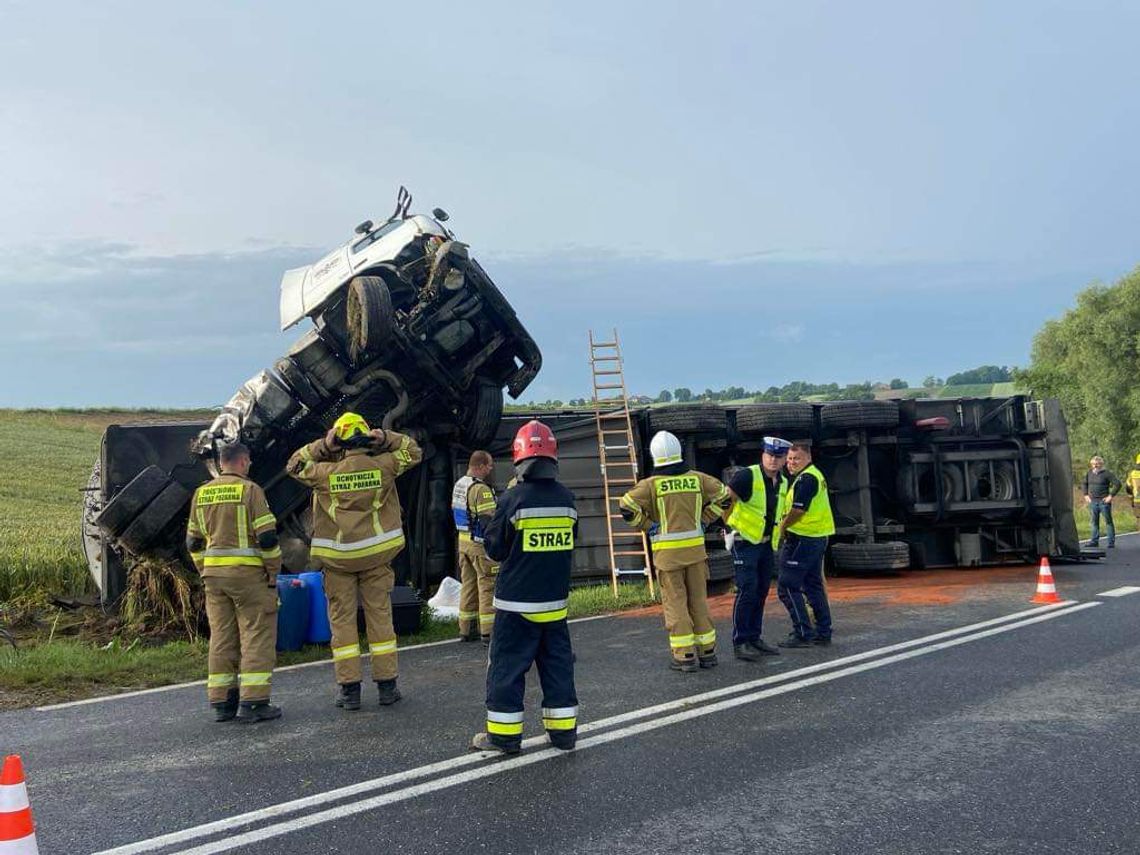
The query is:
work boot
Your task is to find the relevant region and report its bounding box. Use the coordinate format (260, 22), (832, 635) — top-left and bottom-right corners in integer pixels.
(698, 653), (719, 669)
(481, 635), (491, 646)
(470, 732), (521, 755)
(548, 733), (577, 751)
(778, 632), (813, 649)
(376, 679), (402, 706)
(235, 701), (282, 724)
(748, 638), (781, 656)
(734, 643), (761, 662)
(811, 635), (833, 647)
(669, 656), (699, 673)
(460, 626), (480, 643)
(211, 688), (239, 722)
(335, 682), (362, 711)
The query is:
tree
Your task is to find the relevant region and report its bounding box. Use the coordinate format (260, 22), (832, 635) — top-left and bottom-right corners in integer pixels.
(656, 389), (672, 403)
(946, 365), (1013, 385)
(922, 375), (943, 388)
(1018, 265), (1140, 473)
(889, 378), (909, 389)
(674, 387), (693, 402)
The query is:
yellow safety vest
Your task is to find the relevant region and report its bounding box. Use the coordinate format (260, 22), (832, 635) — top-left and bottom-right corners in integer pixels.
(1129, 468), (1140, 505)
(726, 465), (788, 548)
(786, 464), (835, 538)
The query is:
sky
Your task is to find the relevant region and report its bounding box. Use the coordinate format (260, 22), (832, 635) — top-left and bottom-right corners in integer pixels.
(1, 0), (1137, 407)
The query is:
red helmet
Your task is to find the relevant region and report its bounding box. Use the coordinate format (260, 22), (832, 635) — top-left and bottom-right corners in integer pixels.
(512, 419), (558, 463)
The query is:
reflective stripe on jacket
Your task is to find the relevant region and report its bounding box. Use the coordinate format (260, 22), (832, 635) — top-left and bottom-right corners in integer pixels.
(452, 475), (497, 545)
(620, 469), (730, 571)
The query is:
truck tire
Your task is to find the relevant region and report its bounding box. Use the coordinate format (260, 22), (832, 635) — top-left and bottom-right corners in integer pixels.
(649, 404), (726, 434)
(95, 465), (171, 537)
(819, 400), (899, 430)
(735, 403), (814, 434)
(898, 463), (966, 507)
(969, 461), (1017, 502)
(118, 481), (192, 555)
(274, 357), (324, 410)
(463, 380), (504, 448)
(347, 275), (395, 365)
(830, 541), (910, 572)
(707, 549), (735, 582)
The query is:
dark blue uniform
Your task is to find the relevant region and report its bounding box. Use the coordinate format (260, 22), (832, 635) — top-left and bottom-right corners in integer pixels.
(481, 465), (579, 751)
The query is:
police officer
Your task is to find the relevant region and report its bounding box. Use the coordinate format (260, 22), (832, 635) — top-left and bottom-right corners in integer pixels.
(776, 441), (835, 647)
(620, 430), (732, 672)
(471, 420), (578, 755)
(452, 450), (499, 643)
(725, 436), (791, 661)
(287, 412), (422, 710)
(186, 442), (283, 723)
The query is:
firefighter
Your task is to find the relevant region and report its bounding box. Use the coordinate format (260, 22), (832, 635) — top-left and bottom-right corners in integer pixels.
(776, 441), (835, 647)
(620, 431), (732, 672)
(287, 412), (422, 710)
(724, 436), (791, 661)
(452, 450), (499, 643)
(471, 420), (578, 755)
(1125, 454), (1140, 527)
(186, 442), (283, 724)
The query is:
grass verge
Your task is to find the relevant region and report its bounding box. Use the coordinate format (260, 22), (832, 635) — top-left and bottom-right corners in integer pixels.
(0, 583), (660, 709)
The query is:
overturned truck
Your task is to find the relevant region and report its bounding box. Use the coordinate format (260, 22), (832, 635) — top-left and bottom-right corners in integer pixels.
(81, 198), (1081, 602)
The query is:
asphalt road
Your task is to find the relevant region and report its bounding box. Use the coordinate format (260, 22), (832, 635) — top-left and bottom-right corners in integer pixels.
(6, 542), (1140, 855)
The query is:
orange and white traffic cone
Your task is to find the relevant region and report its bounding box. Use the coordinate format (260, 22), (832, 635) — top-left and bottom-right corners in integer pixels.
(0, 755), (39, 854)
(1030, 556), (1063, 605)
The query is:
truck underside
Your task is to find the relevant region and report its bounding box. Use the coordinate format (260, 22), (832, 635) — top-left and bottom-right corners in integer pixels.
(85, 395), (1080, 602)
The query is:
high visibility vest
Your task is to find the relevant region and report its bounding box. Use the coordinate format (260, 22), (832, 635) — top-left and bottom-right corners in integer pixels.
(726, 465), (787, 548)
(786, 464), (835, 538)
(1129, 469), (1140, 505)
(452, 475), (493, 543)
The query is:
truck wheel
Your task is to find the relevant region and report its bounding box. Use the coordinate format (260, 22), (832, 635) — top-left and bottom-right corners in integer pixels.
(462, 380), (504, 448)
(707, 549), (735, 582)
(118, 481), (192, 555)
(95, 465), (171, 537)
(899, 463), (966, 507)
(274, 357), (324, 410)
(347, 275), (395, 365)
(969, 461), (1017, 501)
(819, 401), (899, 430)
(735, 403), (814, 434)
(649, 404), (726, 434)
(830, 541), (910, 572)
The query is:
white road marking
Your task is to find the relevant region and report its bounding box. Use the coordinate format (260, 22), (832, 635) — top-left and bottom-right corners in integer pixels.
(36, 613), (617, 712)
(153, 601), (1102, 855)
(90, 600), (1082, 855)
(1097, 586), (1140, 598)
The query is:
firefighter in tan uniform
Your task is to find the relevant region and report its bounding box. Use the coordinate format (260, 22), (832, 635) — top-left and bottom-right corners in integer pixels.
(186, 442), (283, 723)
(287, 412), (422, 710)
(452, 450), (499, 643)
(620, 430), (732, 672)
(1125, 454), (1140, 526)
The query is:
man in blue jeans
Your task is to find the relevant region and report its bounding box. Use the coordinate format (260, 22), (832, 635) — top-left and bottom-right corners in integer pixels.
(1082, 455), (1121, 548)
(725, 437), (791, 661)
(776, 441), (836, 647)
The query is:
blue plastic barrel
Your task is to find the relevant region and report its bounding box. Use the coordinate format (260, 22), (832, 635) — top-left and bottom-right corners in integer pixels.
(276, 575), (310, 652)
(298, 570), (332, 644)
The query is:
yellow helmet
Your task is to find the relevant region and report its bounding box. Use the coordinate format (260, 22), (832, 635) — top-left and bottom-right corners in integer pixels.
(333, 412), (370, 442)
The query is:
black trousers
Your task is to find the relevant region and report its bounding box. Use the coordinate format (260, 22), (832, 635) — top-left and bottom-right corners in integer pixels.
(485, 610), (578, 750)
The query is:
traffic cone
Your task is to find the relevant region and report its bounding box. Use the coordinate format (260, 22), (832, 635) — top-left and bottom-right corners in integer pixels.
(0, 755), (39, 854)
(1030, 556), (1063, 605)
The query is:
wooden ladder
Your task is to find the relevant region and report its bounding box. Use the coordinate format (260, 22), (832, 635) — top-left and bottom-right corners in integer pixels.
(589, 329), (654, 597)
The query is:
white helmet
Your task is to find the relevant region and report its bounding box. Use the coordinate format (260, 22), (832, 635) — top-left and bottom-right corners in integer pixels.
(650, 431), (683, 467)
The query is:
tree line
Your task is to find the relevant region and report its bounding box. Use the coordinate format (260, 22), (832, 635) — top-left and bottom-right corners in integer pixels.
(1018, 265), (1140, 477)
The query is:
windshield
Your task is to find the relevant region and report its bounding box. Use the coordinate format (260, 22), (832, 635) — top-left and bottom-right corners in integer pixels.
(352, 219), (406, 254)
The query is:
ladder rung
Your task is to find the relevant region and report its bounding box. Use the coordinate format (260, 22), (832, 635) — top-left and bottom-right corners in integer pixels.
(603, 461), (635, 467)
(612, 550), (649, 557)
(601, 428), (630, 434)
(607, 478), (636, 485)
(614, 567), (649, 575)
(594, 370), (622, 376)
(598, 411), (630, 419)
(591, 356), (620, 362)
(591, 341), (618, 348)
(611, 531), (644, 537)
(595, 383), (625, 390)
(603, 444), (629, 451)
